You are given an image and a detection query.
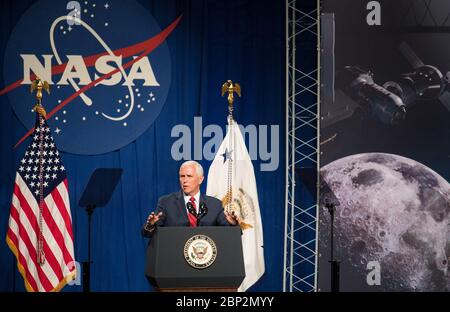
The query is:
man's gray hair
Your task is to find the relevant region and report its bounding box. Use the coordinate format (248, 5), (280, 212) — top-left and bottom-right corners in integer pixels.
(180, 160), (204, 177)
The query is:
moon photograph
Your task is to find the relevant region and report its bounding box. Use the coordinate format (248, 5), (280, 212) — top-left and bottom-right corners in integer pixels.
(319, 153), (450, 291)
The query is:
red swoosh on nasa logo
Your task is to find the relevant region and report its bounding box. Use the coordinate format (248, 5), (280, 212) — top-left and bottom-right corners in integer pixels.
(10, 15), (182, 148)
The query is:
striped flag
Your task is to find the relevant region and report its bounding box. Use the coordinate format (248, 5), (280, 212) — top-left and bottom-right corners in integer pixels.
(6, 113), (76, 292)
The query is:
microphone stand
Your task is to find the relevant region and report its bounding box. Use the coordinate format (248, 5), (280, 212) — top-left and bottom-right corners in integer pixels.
(82, 204), (95, 292)
(326, 201), (340, 292)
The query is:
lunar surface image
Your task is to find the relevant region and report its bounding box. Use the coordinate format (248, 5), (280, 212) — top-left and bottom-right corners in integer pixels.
(319, 153), (450, 291)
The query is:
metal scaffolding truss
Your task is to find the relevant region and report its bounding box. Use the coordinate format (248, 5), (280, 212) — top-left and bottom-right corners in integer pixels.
(283, 0), (319, 292)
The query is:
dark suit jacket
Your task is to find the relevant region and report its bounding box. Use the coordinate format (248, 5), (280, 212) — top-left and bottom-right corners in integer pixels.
(141, 191), (230, 237)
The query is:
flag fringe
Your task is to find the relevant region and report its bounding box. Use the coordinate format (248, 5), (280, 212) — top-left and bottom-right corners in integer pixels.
(6, 236), (77, 292)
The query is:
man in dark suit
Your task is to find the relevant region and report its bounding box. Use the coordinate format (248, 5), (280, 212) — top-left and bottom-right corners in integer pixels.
(142, 160), (237, 237)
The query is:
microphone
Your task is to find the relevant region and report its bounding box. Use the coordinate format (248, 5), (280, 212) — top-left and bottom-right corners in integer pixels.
(198, 202), (208, 220)
(186, 202), (197, 217)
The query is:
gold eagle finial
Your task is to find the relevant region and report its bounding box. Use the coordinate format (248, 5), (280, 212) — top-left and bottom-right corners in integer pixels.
(221, 80), (241, 117)
(30, 78), (50, 119)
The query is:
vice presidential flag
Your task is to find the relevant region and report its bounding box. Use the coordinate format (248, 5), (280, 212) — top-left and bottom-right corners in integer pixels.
(206, 121), (265, 291)
(6, 114), (76, 292)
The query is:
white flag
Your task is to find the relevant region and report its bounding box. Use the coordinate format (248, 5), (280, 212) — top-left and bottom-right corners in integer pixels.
(206, 121), (265, 291)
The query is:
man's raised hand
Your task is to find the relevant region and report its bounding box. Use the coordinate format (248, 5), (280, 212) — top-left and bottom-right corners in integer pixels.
(147, 211), (163, 226)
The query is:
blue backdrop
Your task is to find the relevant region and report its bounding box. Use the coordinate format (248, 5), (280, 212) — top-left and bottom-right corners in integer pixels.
(0, 0), (285, 291)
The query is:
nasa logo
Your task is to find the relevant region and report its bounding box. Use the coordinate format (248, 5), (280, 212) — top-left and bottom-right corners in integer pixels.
(2, 0), (181, 154)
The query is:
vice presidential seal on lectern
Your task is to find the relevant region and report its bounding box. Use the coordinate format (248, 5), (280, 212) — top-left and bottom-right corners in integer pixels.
(184, 235), (217, 269)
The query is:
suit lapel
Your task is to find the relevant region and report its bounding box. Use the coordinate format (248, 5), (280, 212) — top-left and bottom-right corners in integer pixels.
(198, 194), (209, 226)
(176, 191), (189, 225)
(199, 194), (206, 207)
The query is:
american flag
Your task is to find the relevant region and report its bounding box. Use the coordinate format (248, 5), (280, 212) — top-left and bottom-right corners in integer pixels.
(6, 114), (76, 292)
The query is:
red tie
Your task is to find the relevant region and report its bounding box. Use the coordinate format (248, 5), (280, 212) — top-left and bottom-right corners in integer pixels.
(188, 196), (197, 227)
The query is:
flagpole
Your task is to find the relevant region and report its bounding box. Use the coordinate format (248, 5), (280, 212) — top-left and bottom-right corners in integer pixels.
(221, 80), (241, 214)
(31, 78), (50, 266)
(209, 81), (265, 291)
(8, 77), (76, 291)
